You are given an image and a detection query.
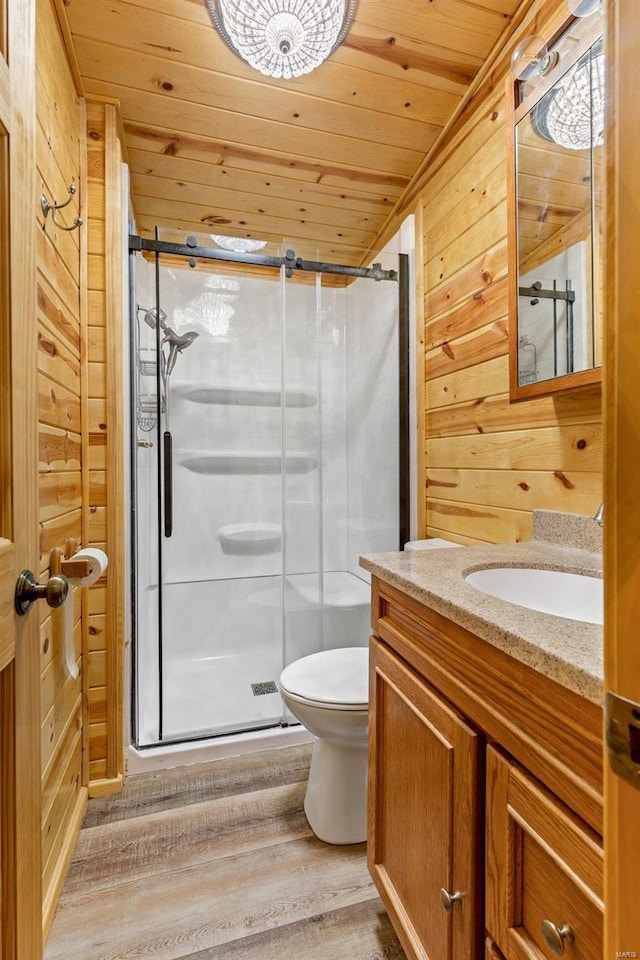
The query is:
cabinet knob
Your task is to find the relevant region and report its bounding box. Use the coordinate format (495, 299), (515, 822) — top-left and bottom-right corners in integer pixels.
(541, 920), (575, 956)
(439, 888), (463, 914)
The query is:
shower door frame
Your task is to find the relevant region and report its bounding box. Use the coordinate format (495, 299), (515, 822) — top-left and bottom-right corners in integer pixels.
(128, 233), (409, 749)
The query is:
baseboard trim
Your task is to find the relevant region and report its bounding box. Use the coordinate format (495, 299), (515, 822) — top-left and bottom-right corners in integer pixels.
(88, 774), (124, 798)
(42, 785), (88, 940)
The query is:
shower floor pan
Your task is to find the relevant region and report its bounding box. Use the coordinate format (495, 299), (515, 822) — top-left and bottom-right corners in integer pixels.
(163, 652), (284, 739)
(156, 572), (370, 740)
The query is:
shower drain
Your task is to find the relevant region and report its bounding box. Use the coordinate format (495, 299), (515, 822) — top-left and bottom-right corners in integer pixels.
(251, 680), (278, 696)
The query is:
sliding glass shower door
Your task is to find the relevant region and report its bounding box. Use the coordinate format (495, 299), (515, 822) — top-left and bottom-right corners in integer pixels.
(131, 231), (403, 748)
(133, 252), (323, 744)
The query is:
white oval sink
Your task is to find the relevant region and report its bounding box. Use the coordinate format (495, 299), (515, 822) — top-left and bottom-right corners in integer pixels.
(464, 567), (603, 625)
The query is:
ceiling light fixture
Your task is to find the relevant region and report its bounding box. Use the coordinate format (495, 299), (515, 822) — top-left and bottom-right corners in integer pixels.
(204, 275), (241, 291)
(210, 235), (268, 253)
(206, 0), (359, 79)
(532, 44), (604, 151)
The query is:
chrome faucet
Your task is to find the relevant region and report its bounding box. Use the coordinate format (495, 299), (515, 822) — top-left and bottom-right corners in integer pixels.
(593, 502), (604, 526)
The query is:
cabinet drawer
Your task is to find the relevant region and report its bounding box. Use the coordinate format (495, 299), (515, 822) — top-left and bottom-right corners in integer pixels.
(486, 747), (603, 960)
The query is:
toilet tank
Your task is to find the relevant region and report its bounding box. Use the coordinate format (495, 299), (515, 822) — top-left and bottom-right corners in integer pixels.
(404, 538), (462, 551)
(285, 572), (371, 652)
(320, 572), (371, 650)
(327, 539), (463, 649)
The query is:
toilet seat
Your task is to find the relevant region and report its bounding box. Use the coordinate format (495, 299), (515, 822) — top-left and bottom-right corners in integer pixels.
(278, 647), (369, 843)
(279, 647), (368, 709)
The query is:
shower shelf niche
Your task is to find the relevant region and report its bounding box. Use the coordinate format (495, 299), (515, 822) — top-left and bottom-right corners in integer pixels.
(218, 523), (282, 555)
(172, 382), (317, 408)
(180, 452), (318, 475)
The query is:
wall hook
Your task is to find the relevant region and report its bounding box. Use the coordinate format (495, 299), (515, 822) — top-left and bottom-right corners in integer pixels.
(41, 183), (83, 232)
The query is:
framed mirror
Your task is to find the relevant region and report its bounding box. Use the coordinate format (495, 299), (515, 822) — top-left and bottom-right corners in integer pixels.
(507, 14), (604, 401)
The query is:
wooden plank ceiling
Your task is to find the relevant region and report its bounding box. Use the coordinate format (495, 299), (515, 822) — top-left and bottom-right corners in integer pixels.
(64, 0), (522, 265)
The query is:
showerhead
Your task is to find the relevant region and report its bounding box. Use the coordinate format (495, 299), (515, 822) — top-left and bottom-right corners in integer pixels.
(161, 326), (199, 350)
(161, 326), (199, 376)
(141, 307), (168, 330)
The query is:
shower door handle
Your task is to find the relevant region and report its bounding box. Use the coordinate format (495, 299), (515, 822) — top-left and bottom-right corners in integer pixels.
(163, 430), (173, 537)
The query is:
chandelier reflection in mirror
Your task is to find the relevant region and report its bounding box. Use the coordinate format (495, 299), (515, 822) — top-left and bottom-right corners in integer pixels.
(175, 294), (235, 338)
(206, 0), (359, 79)
(532, 41), (604, 151)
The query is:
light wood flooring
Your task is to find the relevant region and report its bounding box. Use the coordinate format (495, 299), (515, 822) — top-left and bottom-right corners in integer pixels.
(45, 742), (406, 960)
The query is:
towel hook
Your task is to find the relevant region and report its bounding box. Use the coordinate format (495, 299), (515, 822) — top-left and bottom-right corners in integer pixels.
(41, 183), (83, 232)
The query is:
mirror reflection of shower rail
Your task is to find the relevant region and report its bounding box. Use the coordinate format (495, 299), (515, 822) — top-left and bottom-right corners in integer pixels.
(518, 281), (576, 380)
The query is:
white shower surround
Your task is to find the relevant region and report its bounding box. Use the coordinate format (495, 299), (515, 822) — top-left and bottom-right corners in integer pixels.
(131, 225), (410, 762)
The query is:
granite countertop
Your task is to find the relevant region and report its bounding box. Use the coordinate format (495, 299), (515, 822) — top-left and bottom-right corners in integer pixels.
(360, 510), (604, 705)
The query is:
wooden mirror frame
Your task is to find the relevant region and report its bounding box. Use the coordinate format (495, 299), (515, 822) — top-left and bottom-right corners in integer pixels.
(507, 16), (604, 402)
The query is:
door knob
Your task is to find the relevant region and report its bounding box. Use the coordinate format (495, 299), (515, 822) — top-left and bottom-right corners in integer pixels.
(439, 888), (463, 914)
(14, 570), (69, 616)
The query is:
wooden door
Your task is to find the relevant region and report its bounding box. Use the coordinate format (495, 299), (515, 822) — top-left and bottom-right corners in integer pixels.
(368, 638), (481, 960)
(0, 2), (41, 959)
(604, 1), (640, 955)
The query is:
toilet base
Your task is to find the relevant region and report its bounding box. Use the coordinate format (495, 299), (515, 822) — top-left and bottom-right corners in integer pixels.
(303, 737), (368, 844)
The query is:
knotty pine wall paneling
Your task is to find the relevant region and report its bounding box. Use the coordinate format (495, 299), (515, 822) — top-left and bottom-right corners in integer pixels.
(36, 0), (87, 935)
(85, 99), (125, 798)
(419, 0), (603, 544)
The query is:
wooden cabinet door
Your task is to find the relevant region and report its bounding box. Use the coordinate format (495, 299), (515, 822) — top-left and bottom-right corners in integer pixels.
(368, 638), (482, 960)
(0, 2), (40, 959)
(485, 940), (507, 960)
(486, 747), (603, 960)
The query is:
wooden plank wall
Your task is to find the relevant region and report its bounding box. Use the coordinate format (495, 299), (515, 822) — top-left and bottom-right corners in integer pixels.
(419, 0), (603, 545)
(36, 0), (87, 933)
(85, 99), (125, 798)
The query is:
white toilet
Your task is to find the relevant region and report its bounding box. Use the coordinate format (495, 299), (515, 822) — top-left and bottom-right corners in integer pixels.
(279, 541), (462, 845)
(278, 647), (369, 844)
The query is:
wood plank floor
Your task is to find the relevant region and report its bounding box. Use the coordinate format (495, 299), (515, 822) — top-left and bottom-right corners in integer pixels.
(45, 743), (406, 960)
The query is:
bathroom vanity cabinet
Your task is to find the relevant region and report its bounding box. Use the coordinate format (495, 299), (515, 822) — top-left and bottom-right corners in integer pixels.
(368, 576), (603, 960)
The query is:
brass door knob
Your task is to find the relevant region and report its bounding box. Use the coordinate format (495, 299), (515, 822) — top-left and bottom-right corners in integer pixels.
(439, 888), (463, 914)
(14, 570), (69, 616)
(541, 920), (575, 956)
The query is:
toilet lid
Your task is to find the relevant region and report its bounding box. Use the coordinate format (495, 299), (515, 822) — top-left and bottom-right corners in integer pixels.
(279, 647), (369, 706)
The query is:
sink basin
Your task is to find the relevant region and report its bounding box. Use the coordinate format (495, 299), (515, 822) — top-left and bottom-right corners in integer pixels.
(464, 567), (603, 625)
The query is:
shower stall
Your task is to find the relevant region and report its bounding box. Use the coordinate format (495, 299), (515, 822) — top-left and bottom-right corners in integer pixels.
(130, 229), (409, 748)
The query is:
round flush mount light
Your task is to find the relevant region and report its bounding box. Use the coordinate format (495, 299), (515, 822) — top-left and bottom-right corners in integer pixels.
(206, 0), (359, 80)
(210, 235), (268, 253)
